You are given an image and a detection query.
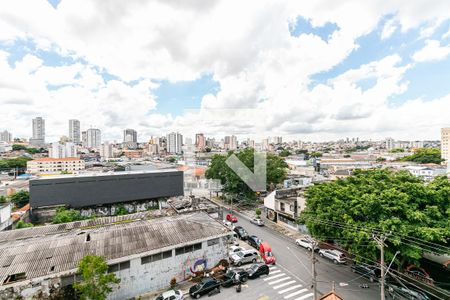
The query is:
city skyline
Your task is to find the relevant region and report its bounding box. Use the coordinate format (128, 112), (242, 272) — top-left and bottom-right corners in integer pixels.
(1, 1), (450, 142)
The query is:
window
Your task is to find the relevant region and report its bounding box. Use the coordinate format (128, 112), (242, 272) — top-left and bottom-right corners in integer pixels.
(108, 261), (130, 272)
(141, 251), (172, 264)
(3, 273), (26, 284)
(207, 238), (219, 246)
(162, 250), (172, 259)
(175, 243), (202, 256)
(280, 202), (285, 211)
(193, 243), (202, 251)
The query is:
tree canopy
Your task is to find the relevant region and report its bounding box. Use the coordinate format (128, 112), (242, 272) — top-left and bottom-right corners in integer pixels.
(279, 149), (291, 157)
(398, 148), (443, 164)
(10, 190), (29, 208)
(52, 208), (87, 224)
(205, 148), (288, 197)
(0, 157), (32, 169)
(299, 169), (450, 269)
(74, 255), (120, 300)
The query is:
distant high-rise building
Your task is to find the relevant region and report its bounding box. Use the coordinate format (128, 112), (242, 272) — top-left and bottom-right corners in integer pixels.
(69, 119), (81, 143)
(0, 130), (12, 143)
(385, 138), (395, 150)
(86, 128), (101, 149)
(167, 132), (183, 154)
(195, 133), (206, 151)
(123, 129), (137, 143)
(30, 117), (45, 147)
(100, 142), (113, 160)
(441, 128), (450, 163)
(224, 135), (237, 150)
(49, 142), (77, 159)
(262, 138), (269, 151)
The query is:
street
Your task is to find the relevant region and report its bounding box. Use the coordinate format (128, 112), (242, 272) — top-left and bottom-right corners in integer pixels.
(197, 208), (381, 300)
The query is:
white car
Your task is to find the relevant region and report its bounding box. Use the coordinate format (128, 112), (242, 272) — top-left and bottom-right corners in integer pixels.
(155, 289), (183, 300)
(318, 249), (346, 264)
(228, 245), (245, 257)
(223, 220), (235, 230)
(250, 218), (264, 226)
(295, 238), (318, 251)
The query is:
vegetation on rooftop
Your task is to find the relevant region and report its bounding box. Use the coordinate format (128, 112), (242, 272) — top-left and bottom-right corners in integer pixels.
(52, 207), (88, 224)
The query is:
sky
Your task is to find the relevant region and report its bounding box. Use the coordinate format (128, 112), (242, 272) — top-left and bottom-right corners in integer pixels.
(1, 1), (450, 142)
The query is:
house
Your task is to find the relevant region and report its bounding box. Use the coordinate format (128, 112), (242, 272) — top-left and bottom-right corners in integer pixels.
(0, 212), (229, 300)
(405, 165), (447, 181)
(0, 203), (12, 231)
(264, 187), (306, 231)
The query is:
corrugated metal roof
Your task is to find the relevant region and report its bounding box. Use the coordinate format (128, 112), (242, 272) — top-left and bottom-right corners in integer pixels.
(0, 212), (227, 286)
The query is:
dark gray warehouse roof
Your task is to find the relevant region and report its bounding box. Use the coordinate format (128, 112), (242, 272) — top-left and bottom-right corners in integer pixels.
(0, 212), (228, 286)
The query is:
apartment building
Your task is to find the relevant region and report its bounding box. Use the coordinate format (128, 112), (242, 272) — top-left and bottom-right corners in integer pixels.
(26, 157), (85, 174)
(441, 128), (450, 163)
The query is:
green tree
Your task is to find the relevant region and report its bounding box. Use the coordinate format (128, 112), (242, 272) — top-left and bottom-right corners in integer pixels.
(115, 205), (128, 216)
(0, 196), (6, 204)
(376, 157), (386, 162)
(74, 255), (120, 300)
(10, 190), (29, 208)
(310, 151), (322, 158)
(0, 157), (32, 169)
(52, 208), (86, 224)
(255, 208), (262, 218)
(205, 148), (288, 198)
(389, 148), (405, 153)
(279, 149), (291, 157)
(299, 169), (450, 269)
(399, 148), (444, 164)
(16, 220), (34, 229)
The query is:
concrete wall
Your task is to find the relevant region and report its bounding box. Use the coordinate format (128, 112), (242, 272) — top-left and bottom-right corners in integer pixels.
(29, 171), (184, 208)
(108, 237), (227, 300)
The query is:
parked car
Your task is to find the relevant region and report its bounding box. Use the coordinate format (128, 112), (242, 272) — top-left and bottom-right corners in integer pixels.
(250, 218), (264, 226)
(155, 290), (183, 300)
(295, 238), (319, 252)
(226, 214), (238, 223)
(233, 226), (248, 240)
(230, 249), (259, 266)
(189, 278), (221, 299)
(386, 282), (431, 300)
(247, 235), (262, 249)
(220, 268), (249, 287)
(350, 263), (381, 282)
(318, 249), (346, 264)
(228, 245), (245, 257)
(247, 263), (270, 279)
(259, 242), (276, 265)
(223, 220), (235, 230)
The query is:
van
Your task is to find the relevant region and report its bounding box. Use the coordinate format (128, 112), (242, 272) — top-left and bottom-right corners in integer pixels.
(230, 249), (258, 266)
(259, 242), (276, 265)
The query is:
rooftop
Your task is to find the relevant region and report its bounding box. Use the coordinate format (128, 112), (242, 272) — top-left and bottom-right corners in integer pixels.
(0, 212), (228, 286)
(31, 169), (181, 181)
(29, 157), (82, 162)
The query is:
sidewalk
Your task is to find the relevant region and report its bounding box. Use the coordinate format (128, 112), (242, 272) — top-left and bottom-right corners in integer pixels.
(139, 280), (192, 300)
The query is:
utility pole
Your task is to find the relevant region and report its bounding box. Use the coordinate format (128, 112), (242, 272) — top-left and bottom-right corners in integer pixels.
(373, 234), (389, 300)
(311, 241), (317, 299)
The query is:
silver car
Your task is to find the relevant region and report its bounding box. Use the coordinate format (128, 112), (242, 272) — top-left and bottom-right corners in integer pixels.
(318, 249), (346, 264)
(250, 218), (264, 226)
(230, 249), (259, 266)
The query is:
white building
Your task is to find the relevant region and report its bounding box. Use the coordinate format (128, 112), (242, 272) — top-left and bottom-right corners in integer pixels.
(167, 132), (183, 154)
(27, 157), (85, 174)
(441, 127), (450, 164)
(0, 203), (12, 231)
(49, 142), (77, 159)
(86, 128), (101, 149)
(0, 212), (228, 300)
(100, 142), (114, 160)
(69, 119), (81, 143)
(30, 117), (45, 147)
(264, 187), (306, 231)
(0, 142), (12, 153)
(405, 166), (447, 181)
(224, 135), (237, 150)
(0, 130), (12, 143)
(385, 137), (395, 150)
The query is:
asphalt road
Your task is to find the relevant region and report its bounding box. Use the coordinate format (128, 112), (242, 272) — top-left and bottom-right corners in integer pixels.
(219, 208), (382, 300)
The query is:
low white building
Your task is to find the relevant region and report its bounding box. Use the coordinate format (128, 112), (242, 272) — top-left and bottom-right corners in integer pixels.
(264, 187), (306, 231)
(0, 212), (229, 300)
(26, 157), (85, 174)
(0, 202), (12, 231)
(49, 142), (77, 159)
(0, 142), (12, 153)
(405, 166), (447, 181)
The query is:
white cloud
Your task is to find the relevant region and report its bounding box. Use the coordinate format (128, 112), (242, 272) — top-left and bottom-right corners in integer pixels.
(1, 0), (450, 141)
(412, 40), (450, 62)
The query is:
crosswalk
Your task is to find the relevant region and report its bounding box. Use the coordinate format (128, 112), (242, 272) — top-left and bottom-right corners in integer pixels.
(265, 265), (314, 300)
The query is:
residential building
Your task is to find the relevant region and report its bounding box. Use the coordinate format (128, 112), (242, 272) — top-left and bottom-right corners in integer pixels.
(262, 138), (269, 150)
(385, 137), (395, 150)
(81, 131), (87, 146)
(100, 142), (113, 160)
(264, 187), (306, 231)
(0, 212), (228, 300)
(0, 130), (12, 143)
(224, 135), (237, 150)
(195, 133), (206, 151)
(123, 129), (137, 143)
(441, 128), (450, 163)
(86, 128), (101, 149)
(68, 119), (80, 143)
(405, 166), (447, 181)
(410, 140), (424, 149)
(167, 132), (183, 154)
(30, 117), (45, 147)
(49, 142), (77, 159)
(26, 157), (85, 174)
(147, 143), (159, 155)
(0, 142), (12, 153)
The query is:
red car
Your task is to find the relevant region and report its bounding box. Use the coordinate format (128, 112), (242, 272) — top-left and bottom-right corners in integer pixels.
(259, 242), (276, 265)
(226, 214), (238, 223)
